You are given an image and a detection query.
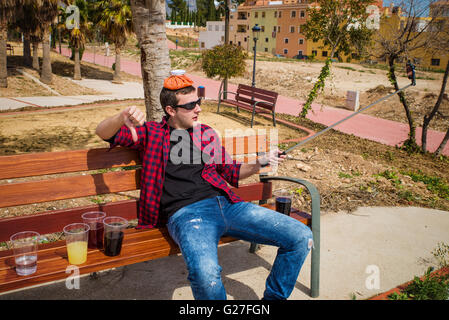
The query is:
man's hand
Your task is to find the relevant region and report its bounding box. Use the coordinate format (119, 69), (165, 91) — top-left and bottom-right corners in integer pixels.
(257, 148), (286, 167)
(122, 106), (145, 142)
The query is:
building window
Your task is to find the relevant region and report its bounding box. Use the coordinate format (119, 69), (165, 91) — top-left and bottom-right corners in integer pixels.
(262, 11), (265, 18)
(298, 50), (303, 56)
(279, 11), (282, 18)
(291, 11), (296, 18)
(312, 50), (317, 56)
(299, 38), (304, 45)
(283, 48), (288, 54)
(273, 26), (277, 32)
(265, 37), (269, 42)
(215, 25), (219, 31)
(277, 26), (281, 32)
(274, 11), (277, 18)
(244, 37), (247, 42)
(201, 42), (205, 48)
(290, 26), (295, 33)
(208, 25), (212, 31)
(300, 10), (305, 18)
(284, 38), (289, 44)
(248, 12), (250, 17)
(255, 12), (258, 18)
(431, 58), (440, 66)
(322, 51), (328, 57)
(264, 48), (268, 52)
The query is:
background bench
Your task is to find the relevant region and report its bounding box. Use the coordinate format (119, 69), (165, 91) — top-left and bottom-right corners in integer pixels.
(0, 135), (320, 298)
(217, 84), (279, 128)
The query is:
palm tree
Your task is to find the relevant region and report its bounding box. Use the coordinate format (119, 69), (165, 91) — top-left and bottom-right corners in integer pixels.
(64, 0), (91, 80)
(94, 0), (133, 83)
(12, 2), (42, 70)
(129, 0), (170, 122)
(0, 0), (24, 88)
(35, 0), (60, 85)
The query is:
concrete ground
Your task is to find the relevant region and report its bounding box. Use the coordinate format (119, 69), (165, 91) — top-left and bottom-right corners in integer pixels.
(0, 206), (448, 300)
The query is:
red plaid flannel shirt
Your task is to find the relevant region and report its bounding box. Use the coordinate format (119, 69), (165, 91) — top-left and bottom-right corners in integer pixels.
(110, 116), (243, 229)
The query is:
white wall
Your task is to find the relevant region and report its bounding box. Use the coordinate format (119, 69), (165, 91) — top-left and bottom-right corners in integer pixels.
(198, 21), (225, 50)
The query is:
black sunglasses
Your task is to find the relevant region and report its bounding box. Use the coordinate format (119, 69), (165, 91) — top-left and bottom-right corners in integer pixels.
(175, 98), (202, 110)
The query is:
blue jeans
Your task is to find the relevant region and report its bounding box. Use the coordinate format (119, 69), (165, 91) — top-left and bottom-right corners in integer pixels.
(166, 196), (313, 300)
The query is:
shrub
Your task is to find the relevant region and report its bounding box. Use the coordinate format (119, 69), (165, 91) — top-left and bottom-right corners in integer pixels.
(201, 44), (248, 81)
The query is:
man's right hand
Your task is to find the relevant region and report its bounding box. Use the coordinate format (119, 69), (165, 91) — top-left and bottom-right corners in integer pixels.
(122, 106), (145, 142)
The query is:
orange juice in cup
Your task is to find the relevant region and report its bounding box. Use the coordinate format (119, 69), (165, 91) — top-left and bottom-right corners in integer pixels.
(63, 223), (90, 265)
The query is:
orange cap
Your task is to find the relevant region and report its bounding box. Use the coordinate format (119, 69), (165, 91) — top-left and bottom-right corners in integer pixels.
(163, 70), (194, 90)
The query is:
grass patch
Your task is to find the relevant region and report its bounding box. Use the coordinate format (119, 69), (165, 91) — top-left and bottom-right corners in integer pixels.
(401, 170), (449, 201)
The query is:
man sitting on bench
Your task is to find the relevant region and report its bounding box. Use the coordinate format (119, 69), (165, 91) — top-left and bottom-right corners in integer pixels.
(95, 70), (313, 300)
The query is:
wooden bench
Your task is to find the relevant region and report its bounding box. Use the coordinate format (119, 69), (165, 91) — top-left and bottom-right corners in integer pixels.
(6, 44), (14, 55)
(0, 135), (320, 298)
(217, 84), (279, 128)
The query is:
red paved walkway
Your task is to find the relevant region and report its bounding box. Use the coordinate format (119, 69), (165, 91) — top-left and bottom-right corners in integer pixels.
(60, 47), (449, 156)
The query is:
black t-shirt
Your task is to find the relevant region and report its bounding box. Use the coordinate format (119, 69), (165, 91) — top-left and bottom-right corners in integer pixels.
(159, 127), (225, 218)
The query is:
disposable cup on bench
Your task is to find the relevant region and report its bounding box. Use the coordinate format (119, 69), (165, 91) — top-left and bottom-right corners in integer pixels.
(273, 189), (293, 216)
(103, 217), (128, 257)
(82, 211), (106, 249)
(10, 231), (40, 276)
(64, 223), (90, 265)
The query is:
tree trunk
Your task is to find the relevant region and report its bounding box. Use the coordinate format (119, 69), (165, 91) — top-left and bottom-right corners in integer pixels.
(130, 0), (171, 122)
(435, 127), (449, 157)
(32, 41), (40, 70)
(40, 28), (52, 84)
(112, 44), (122, 83)
(23, 37), (32, 67)
(73, 46), (82, 80)
(422, 60), (449, 153)
(388, 56), (418, 151)
(0, 22), (8, 88)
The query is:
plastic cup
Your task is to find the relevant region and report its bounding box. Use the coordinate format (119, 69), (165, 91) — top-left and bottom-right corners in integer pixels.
(273, 189), (293, 216)
(82, 211), (106, 249)
(103, 217), (128, 257)
(63, 223), (90, 265)
(10, 231), (40, 276)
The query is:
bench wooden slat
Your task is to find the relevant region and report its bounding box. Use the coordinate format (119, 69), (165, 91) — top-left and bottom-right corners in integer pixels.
(0, 182), (272, 242)
(0, 147), (141, 180)
(0, 170), (141, 208)
(238, 89), (278, 105)
(0, 136), (269, 180)
(238, 84), (278, 97)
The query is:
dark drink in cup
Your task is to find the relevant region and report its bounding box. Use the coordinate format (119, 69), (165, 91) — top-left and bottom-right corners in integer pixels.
(102, 217), (128, 257)
(82, 211), (106, 250)
(276, 197), (292, 215)
(104, 230), (124, 256)
(88, 223), (104, 249)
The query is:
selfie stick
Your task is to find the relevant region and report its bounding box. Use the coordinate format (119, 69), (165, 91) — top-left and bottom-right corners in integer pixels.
(278, 62), (416, 156)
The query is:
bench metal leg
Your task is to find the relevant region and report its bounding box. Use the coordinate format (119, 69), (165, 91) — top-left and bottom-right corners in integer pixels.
(272, 111), (276, 127)
(251, 106), (256, 128)
(258, 176), (320, 298)
(217, 100), (221, 113)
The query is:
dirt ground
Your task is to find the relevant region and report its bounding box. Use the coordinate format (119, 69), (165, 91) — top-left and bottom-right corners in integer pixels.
(0, 100), (448, 225)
